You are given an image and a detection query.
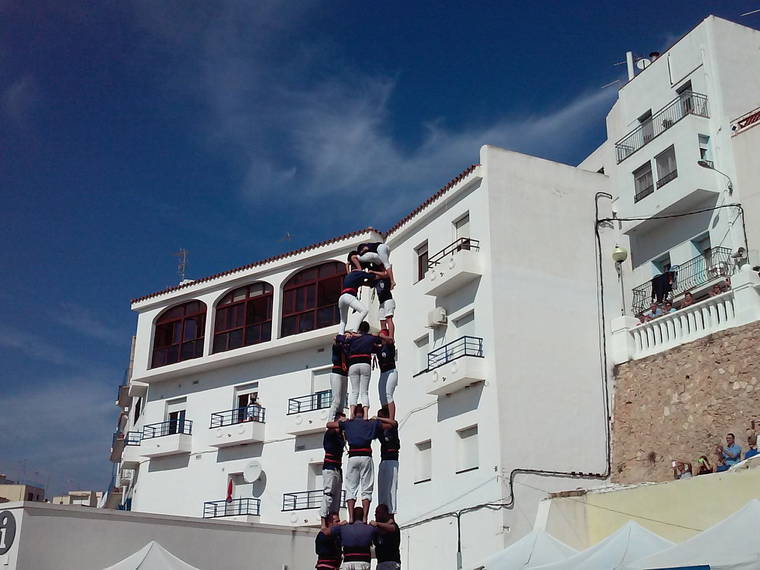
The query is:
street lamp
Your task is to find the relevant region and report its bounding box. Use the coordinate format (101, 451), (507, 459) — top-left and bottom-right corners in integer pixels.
(612, 246), (628, 316)
(697, 160), (733, 193)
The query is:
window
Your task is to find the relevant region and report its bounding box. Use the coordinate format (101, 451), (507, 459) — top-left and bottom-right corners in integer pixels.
(456, 425), (479, 473)
(677, 81), (693, 114)
(453, 310), (475, 337)
(229, 473), (251, 499)
(655, 146), (677, 188)
(134, 397), (142, 422)
(454, 213), (470, 240)
(698, 134), (712, 166)
(151, 301), (206, 368)
(415, 242), (429, 282)
(166, 398), (187, 435)
(652, 253), (672, 276)
(415, 440), (432, 483)
(234, 382), (259, 423)
(308, 463), (323, 491)
(638, 110), (653, 142)
(213, 282), (273, 353)
(281, 262), (346, 337)
(633, 161), (654, 202)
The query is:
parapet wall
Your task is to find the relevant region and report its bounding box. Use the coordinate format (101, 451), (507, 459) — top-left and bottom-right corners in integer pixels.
(611, 320), (760, 484)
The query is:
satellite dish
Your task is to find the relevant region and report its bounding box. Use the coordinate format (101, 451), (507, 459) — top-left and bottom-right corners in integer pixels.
(635, 58), (651, 70)
(243, 461), (263, 483)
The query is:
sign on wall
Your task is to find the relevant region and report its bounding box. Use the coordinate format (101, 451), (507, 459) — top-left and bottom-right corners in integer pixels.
(731, 107), (760, 136)
(0, 511), (16, 555)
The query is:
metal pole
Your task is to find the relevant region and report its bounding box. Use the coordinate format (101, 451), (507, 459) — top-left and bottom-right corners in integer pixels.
(616, 262), (626, 316)
(456, 512), (463, 569)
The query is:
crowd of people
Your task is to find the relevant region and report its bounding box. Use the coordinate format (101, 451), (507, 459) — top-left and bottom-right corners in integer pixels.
(672, 431), (759, 480)
(316, 242), (402, 570)
(638, 278), (732, 324)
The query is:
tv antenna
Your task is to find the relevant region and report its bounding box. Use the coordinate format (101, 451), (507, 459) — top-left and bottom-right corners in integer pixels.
(175, 248), (189, 282)
(279, 232), (295, 242)
(741, 8), (760, 16)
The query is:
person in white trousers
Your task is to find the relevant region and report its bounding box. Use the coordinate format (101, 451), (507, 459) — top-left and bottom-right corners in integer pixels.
(356, 242), (395, 289)
(345, 321), (380, 417)
(338, 256), (375, 335)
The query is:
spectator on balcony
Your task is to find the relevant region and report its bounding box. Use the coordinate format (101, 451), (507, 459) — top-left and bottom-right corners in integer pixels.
(376, 407), (399, 517)
(331, 507), (378, 570)
(714, 446), (729, 472)
(696, 455), (713, 475)
(376, 330), (398, 421)
(327, 407), (382, 523)
(663, 301), (677, 314)
(645, 302), (663, 319)
(651, 265), (675, 304)
(346, 321), (381, 417)
(672, 460), (693, 480)
(709, 283), (723, 297)
(316, 513), (343, 570)
(371, 504), (401, 570)
(723, 433), (742, 467)
(356, 242), (395, 290)
(321, 412), (346, 526)
(681, 291), (695, 309)
(338, 256), (376, 335)
(745, 435), (758, 460)
(328, 334), (350, 420)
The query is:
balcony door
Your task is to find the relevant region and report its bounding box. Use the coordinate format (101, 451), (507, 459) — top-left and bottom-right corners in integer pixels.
(454, 213), (471, 250)
(166, 398), (186, 435)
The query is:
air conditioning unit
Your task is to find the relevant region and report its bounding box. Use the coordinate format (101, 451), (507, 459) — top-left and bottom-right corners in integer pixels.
(427, 307), (448, 328)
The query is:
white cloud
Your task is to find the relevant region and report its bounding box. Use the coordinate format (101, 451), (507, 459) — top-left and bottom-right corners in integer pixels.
(0, 324), (78, 366)
(53, 302), (127, 347)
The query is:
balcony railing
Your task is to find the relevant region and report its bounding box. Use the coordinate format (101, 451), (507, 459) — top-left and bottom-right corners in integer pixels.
(210, 405), (266, 428)
(656, 169), (678, 188)
(615, 92), (709, 163)
(281, 489), (346, 511)
(287, 390), (331, 415)
(631, 246), (733, 315)
(427, 238), (480, 269)
(142, 419), (193, 440)
(427, 335), (484, 371)
(634, 182), (655, 203)
(125, 431), (142, 445)
(203, 497), (260, 518)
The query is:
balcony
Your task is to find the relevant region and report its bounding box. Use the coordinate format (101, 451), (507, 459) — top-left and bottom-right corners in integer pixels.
(128, 381), (148, 398)
(109, 432), (126, 463)
(285, 390), (332, 435)
(140, 420), (193, 458)
(423, 336), (485, 396)
(116, 385), (130, 408)
(121, 431), (143, 468)
(615, 92), (709, 163)
(282, 489), (346, 511)
(118, 467), (136, 487)
(422, 238), (482, 297)
(203, 498), (260, 521)
(611, 266), (760, 363)
(631, 247), (733, 315)
(209, 406), (266, 448)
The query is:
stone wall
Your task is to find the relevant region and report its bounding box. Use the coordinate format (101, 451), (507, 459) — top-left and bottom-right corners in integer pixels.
(611, 320), (760, 484)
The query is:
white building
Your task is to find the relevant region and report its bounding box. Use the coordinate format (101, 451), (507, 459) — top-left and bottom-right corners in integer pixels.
(107, 14), (760, 569)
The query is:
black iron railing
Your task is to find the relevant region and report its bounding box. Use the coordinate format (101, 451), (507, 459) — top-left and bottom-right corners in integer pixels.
(281, 489), (346, 511)
(656, 169), (678, 188)
(427, 238), (480, 269)
(427, 335), (484, 371)
(203, 498), (260, 518)
(142, 419), (193, 440)
(125, 431), (142, 446)
(287, 390), (332, 415)
(631, 246), (733, 315)
(615, 92), (709, 163)
(210, 405), (266, 428)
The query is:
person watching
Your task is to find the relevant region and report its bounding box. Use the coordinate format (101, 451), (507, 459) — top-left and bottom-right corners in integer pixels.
(722, 433), (742, 467)
(745, 435), (758, 460)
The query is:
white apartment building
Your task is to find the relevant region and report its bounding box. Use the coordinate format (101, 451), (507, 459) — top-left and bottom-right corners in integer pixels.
(581, 16), (760, 363)
(110, 144), (614, 569)
(107, 14), (760, 569)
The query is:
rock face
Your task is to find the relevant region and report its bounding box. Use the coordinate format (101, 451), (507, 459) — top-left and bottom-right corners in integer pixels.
(611, 321), (760, 484)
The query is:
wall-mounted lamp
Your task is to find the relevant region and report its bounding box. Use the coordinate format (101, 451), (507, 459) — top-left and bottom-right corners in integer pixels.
(697, 160), (734, 193)
(612, 246), (628, 315)
(612, 246), (628, 264)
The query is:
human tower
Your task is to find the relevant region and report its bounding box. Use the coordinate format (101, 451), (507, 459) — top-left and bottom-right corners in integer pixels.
(315, 242), (402, 570)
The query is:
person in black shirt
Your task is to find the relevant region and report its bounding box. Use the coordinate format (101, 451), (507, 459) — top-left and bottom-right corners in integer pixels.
(376, 407), (399, 516)
(371, 503), (401, 569)
(328, 334), (350, 420)
(315, 513), (343, 570)
(320, 413), (346, 526)
(339, 252), (376, 335)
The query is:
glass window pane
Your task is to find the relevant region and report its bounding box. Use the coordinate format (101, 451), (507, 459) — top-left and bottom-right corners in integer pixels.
(231, 304), (245, 328)
(215, 307), (229, 332)
(298, 312), (315, 333)
(181, 342), (195, 360)
(173, 321), (183, 343)
(245, 325), (260, 345)
(152, 348), (167, 367)
(184, 318), (198, 340)
(185, 302), (201, 315)
(317, 277), (341, 306)
(283, 290), (296, 314)
(261, 322), (272, 342)
(154, 323), (174, 348)
(319, 263), (339, 278)
(295, 288), (307, 312)
(213, 334), (228, 353)
(282, 316), (297, 337)
(305, 284), (316, 309)
(166, 345), (179, 365)
(228, 329), (244, 350)
(194, 339), (204, 357)
(316, 306), (338, 328)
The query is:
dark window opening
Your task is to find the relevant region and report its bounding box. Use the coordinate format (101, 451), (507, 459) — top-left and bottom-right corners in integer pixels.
(213, 282), (274, 353)
(281, 262), (346, 338)
(151, 301), (207, 368)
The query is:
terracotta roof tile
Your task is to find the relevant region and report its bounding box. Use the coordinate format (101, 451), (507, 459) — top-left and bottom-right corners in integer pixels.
(131, 163), (479, 305)
(130, 227), (381, 304)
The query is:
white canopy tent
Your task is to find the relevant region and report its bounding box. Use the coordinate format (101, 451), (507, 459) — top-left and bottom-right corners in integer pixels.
(476, 530), (577, 569)
(624, 499), (760, 570)
(103, 541), (202, 570)
(529, 521), (673, 570)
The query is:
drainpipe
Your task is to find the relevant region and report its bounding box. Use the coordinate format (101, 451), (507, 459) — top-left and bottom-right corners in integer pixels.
(626, 51), (635, 81)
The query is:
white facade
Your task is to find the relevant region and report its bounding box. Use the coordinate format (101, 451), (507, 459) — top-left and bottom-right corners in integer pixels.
(111, 145), (613, 569)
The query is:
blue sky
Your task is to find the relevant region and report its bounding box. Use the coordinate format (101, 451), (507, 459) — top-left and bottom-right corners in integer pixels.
(1, 1), (757, 495)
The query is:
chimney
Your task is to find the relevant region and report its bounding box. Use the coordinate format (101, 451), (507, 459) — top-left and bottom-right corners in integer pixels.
(626, 51), (635, 81)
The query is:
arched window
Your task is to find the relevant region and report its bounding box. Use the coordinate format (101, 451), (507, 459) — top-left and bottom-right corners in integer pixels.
(213, 282), (274, 353)
(151, 301), (206, 368)
(281, 261), (346, 337)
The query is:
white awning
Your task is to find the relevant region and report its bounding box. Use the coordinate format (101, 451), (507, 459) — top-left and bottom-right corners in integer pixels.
(476, 529), (577, 569)
(103, 541), (202, 570)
